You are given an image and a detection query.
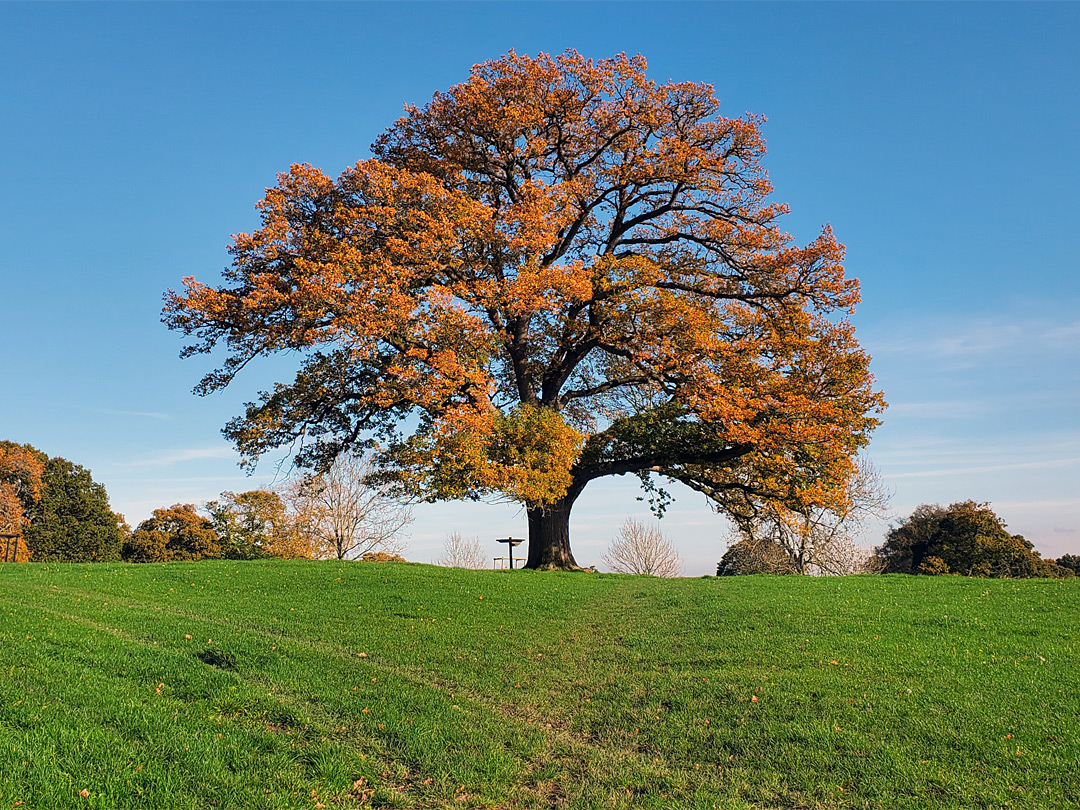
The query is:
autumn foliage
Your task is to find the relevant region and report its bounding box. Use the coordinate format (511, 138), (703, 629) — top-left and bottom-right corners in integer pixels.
(165, 50), (884, 568)
(206, 489), (318, 560)
(0, 442), (46, 561)
(124, 504), (222, 563)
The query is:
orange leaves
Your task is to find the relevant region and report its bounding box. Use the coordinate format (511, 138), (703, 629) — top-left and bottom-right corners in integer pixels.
(393, 404), (584, 505)
(0, 445), (45, 531)
(0, 443), (46, 561)
(166, 49), (883, 539)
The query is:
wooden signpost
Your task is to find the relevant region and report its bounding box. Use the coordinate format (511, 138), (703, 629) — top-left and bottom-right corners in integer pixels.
(494, 537), (525, 570)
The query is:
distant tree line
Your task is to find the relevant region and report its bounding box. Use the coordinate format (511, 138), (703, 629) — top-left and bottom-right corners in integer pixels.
(717, 499), (1075, 579)
(4, 439), (1073, 577)
(1, 445), (410, 564)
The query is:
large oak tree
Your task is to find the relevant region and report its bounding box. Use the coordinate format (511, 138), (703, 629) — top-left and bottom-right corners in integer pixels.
(165, 51), (884, 569)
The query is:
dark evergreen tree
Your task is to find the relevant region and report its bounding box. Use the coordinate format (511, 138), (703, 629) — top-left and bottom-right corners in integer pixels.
(24, 456), (124, 562)
(1053, 554), (1079, 576)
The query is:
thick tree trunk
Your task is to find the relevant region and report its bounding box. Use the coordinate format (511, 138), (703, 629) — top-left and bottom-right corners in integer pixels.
(524, 491), (581, 570)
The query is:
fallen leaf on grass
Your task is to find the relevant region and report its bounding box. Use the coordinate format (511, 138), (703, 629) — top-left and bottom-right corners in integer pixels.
(79, 790), (89, 798)
(751, 695), (759, 703)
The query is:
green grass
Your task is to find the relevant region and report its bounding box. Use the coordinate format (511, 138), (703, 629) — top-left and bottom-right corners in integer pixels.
(1, 561), (1077, 809)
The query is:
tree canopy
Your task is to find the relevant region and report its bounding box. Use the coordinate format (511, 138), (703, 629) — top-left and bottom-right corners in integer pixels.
(0, 441), (46, 561)
(724, 459), (887, 575)
(875, 501), (1067, 578)
(165, 50), (884, 569)
(1055, 554), (1080, 576)
(205, 489), (313, 559)
(123, 504), (221, 563)
(2, 442), (128, 563)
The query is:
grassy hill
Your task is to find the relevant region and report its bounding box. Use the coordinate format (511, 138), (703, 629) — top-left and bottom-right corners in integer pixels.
(1, 561), (1076, 809)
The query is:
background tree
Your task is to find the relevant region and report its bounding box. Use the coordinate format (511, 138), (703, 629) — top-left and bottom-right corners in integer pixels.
(875, 501), (1065, 578)
(123, 504), (221, 562)
(23, 455), (124, 562)
(1054, 554), (1080, 576)
(438, 532), (486, 569)
(715, 537), (797, 576)
(726, 459), (889, 575)
(287, 453), (412, 561)
(0, 441), (47, 561)
(205, 489), (315, 559)
(165, 50), (884, 570)
(602, 518), (682, 577)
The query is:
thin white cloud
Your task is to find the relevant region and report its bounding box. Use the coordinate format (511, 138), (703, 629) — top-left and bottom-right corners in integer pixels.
(884, 400), (992, 419)
(870, 317), (1080, 364)
(91, 407), (170, 420)
(108, 475), (255, 484)
(125, 447), (238, 467)
(871, 432), (1080, 467)
(990, 499), (1080, 510)
(886, 457), (1080, 479)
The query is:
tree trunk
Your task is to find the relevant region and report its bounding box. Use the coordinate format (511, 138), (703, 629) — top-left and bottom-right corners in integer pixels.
(525, 492), (581, 570)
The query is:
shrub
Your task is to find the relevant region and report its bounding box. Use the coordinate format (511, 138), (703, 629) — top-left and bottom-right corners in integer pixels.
(361, 551), (407, 562)
(876, 501), (1065, 578)
(716, 539), (796, 576)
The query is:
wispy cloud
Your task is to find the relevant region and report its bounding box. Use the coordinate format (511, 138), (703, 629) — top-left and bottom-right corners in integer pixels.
(990, 499), (1080, 510)
(886, 457), (1080, 480)
(125, 447), (237, 467)
(883, 391), (1079, 420)
(869, 317), (1080, 367)
(884, 400), (992, 419)
(871, 432), (1080, 467)
(92, 407), (170, 420)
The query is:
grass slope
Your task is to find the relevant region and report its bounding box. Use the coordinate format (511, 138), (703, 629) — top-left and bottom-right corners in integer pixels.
(0, 561), (1077, 809)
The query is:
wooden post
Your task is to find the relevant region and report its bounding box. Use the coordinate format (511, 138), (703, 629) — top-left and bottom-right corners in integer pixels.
(1, 534), (18, 564)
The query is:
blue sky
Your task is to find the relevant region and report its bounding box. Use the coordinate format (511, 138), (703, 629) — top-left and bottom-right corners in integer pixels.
(1, 2), (1077, 574)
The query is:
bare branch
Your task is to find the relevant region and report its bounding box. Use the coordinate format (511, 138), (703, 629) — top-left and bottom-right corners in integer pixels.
(601, 518), (682, 577)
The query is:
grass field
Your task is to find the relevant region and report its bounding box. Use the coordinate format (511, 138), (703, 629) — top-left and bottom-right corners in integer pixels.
(0, 561), (1077, 809)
